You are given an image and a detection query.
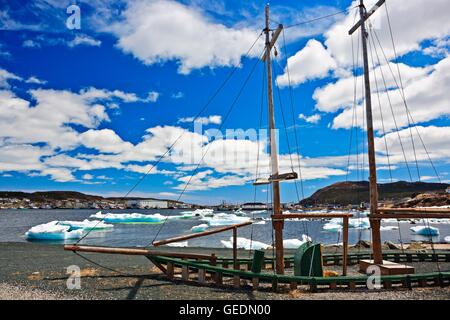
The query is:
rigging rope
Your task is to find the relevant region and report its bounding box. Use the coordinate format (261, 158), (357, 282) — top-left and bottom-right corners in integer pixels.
(281, 7), (356, 30)
(345, 13), (359, 182)
(73, 32), (264, 246)
(281, 29), (306, 202)
(371, 27), (421, 181)
(273, 61), (309, 238)
(367, 31), (404, 253)
(148, 47), (266, 246)
(368, 27), (413, 182)
(249, 61), (267, 257)
(371, 21), (441, 183)
(367, 7), (442, 272)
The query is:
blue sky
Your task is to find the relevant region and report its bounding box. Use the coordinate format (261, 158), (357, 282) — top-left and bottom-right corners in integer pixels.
(0, 0), (449, 205)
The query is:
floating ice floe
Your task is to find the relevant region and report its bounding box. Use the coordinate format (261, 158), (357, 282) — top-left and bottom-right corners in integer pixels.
(445, 236), (450, 243)
(234, 209), (246, 216)
(221, 237), (270, 250)
(181, 208), (214, 217)
(58, 219), (114, 231)
(191, 224), (209, 233)
(323, 223), (343, 232)
(426, 219), (450, 224)
(380, 225), (399, 231)
(202, 213), (251, 227)
(253, 220), (266, 225)
(410, 226), (440, 236)
(328, 217), (370, 229)
(382, 218), (410, 223)
(357, 211), (369, 217)
(25, 221), (84, 241)
(166, 212), (197, 220)
(251, 210), (267, 214)
(283, 235), (312, 249)
(349, 218), (370, 229)
(166, 241), (188, 247)
(90, 211), (167, 223)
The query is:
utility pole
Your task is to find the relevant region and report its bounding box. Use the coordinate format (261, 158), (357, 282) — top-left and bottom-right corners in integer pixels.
(349, 0), (385, 265)
(264, 4), (284, 274)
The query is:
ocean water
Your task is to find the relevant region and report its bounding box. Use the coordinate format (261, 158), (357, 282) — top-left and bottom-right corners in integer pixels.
(1, 209), (449, 248)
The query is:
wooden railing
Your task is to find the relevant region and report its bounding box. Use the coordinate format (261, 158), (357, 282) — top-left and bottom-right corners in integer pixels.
(271, 212), (353, 276)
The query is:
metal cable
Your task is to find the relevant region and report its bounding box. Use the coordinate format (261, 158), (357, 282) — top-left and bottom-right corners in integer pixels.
(148, 48), (265, 246)
(74, 32), (264, 245)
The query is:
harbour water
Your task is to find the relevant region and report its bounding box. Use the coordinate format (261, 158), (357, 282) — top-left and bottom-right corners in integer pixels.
(1, 209), (449, 248)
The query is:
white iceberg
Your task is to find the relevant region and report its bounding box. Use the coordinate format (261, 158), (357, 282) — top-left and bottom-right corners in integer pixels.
(25, 221), (84, 241)
(323, 223), (343, 232)
(283, 235), (312, 249)
(202, 213), (251, 227)
(445, 236), (450, 243)
(221, 237), (271, 250)
(383, 218), (409, 223)
(191, 224), (209, 233)
(253, 220), (266, 225)
(167, 212), (197, 220)
(410, 226), (440, 236)
(58, 219), (114, 231)
(90, 211), (167, 223)
(251, 210), (267, 214)
(181, 208), (214, 217)
(380, 225), (399, 231)
(349, 218), (370, 229)
(166, 241), (188, 247)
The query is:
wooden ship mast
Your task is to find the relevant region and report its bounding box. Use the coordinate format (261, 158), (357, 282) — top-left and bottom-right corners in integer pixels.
(264, 4), (284, 275)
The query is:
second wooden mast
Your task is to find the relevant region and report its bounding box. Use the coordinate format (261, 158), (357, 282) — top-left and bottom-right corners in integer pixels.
(264, 4), (285, 275)
(349, 0), (385, 264)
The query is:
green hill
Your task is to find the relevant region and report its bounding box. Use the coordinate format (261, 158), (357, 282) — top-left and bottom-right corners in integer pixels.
(300, 181), (449, 206)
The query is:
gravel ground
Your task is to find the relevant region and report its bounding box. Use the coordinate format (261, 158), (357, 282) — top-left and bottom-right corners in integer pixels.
(0, 282), (77, 300)
(0, 242), (449, 300)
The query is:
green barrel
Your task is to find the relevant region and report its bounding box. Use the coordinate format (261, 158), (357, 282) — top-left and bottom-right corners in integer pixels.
(251, 250), (265, 273)
(294, 242), (323, 277)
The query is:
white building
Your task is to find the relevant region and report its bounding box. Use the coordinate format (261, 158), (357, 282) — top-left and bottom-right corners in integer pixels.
(241, 202), (268, 210)
(446, 187), (450, 194)
(127, 199), (168, 209)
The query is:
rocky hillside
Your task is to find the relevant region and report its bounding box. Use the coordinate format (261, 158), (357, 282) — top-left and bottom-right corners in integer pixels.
(300, 181), (449, 206)
(0, 191), (103, 202)
(394, 192), (450, 208)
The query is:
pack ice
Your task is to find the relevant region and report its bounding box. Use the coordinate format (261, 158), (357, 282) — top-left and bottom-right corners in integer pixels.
(90, 211), (167, 223)
(25, 221), (84, 240)
(202, 213), (251, 227)
(410, 225), (439, 236)
(221, 237), (271, 250)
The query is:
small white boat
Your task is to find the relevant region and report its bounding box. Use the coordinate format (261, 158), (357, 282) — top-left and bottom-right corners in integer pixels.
(444, 236), (450, 243)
